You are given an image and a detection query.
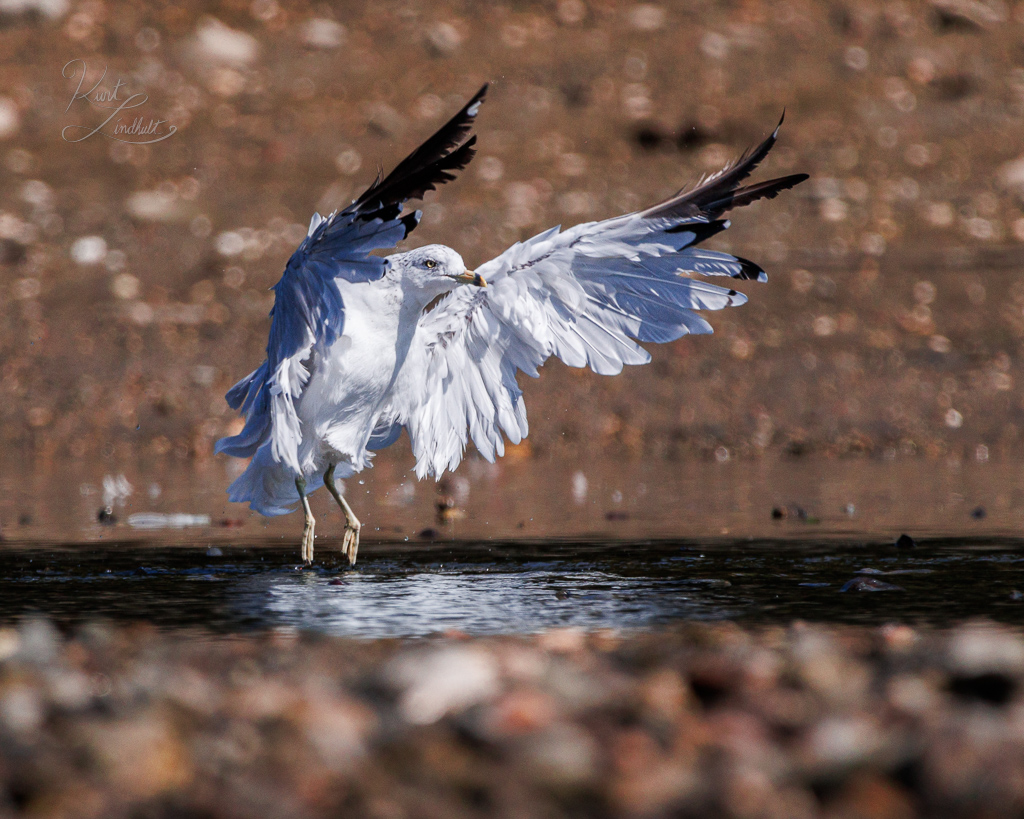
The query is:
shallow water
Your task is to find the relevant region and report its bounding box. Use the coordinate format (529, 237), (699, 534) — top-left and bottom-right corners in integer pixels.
(2, 536), (1023, 636)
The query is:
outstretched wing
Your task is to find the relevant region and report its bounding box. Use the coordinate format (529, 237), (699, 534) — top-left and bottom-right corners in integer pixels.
(215, 85), (487, 473)
(382, 117), (807, 479)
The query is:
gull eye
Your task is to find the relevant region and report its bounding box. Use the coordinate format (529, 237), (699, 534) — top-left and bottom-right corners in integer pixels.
(425, 259), (437, 269)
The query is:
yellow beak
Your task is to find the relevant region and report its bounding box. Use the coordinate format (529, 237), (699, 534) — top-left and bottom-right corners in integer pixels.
(453, 270), (487, 287)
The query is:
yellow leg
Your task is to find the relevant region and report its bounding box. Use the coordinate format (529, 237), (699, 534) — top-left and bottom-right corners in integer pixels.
(296, 477), (315, 565)
(325, 464), (361, 565)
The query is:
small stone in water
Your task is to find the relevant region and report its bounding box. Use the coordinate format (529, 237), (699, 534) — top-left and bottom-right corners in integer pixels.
(971, 506), (987, 519)
(895, 533), (916, 548)
(771, 506), (786, 519)
(840, 577), (904, 592)
(97, 507), (116, 525)
(205, 547), (223, 557)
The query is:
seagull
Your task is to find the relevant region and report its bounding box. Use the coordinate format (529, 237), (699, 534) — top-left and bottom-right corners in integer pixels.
(216, 85), (807, 565)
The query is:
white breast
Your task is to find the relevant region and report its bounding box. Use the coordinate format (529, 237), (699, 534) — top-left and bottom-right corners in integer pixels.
(295, 278), (407, 472)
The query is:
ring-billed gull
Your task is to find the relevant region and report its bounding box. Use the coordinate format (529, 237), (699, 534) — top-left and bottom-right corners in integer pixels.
(216, 85), (807, 564)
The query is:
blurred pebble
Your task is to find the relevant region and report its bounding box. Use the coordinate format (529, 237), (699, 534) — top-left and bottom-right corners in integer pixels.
(520, 723), (598, 786)
(125, 190), (183, 222)
(195, 17), (259, 64)
(70, 235), (107, 265)
(425, 22), (462, 55)
(17, 617), (59, 664)
(947, 622), (1024, 675)
(0, 97), (19, 139)
(299, 18), (345, 49)
(387, 646), (499, 724)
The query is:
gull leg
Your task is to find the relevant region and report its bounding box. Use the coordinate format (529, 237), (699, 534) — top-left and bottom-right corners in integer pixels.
(296, 477), (315, 565)
(324, 464), (361, 566)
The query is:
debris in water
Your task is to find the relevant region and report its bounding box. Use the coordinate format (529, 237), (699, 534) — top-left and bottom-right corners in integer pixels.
(127, 513), (212, 530)
(895, 533), (916, 548)
(840, 577), (905, 592)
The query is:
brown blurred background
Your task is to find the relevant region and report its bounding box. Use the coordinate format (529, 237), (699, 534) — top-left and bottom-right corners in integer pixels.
(3, 0), (1024, 536)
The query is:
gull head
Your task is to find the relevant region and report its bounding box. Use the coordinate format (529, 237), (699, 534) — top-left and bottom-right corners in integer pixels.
(388, 245), (486, 303)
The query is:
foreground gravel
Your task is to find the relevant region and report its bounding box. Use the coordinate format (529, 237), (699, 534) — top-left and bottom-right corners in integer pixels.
(1, 619), (1024, 818)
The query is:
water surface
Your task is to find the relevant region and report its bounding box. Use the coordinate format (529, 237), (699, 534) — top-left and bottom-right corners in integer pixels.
(3, 536), (1023, 636)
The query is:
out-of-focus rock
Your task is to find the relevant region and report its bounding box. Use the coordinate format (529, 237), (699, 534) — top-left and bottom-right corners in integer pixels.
(387, 645), (500, 724)
(70, 235), (107, 265)
(194, 17), (259, 65)
(17, 617), (60, 664)
(0, 97), (20, 139)
(0, 0), (67, 18)
(83, 714), (193, 797)
(425, 22), (462, 56)
(946, 621), (1024, 676)
(298, 18), (345, 49)
(125, 190), (185, 222)
(518, 723), (599, 787)
(800, 716), (889, 773)
(932, 0), (1007, 28)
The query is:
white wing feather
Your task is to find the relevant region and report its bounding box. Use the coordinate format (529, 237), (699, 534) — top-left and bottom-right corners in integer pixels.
(383, 118), (807, 479)
(385, 214), (746, 479)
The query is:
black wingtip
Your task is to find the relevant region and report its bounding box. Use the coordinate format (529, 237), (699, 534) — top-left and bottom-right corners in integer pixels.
(466, 83), (489, 116)
(644, 112), (806, 220)
(734, 256), (768, 282)
(354, 85), (489, 211)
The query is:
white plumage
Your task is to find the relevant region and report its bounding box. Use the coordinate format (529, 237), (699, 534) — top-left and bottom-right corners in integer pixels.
(216, 85), (807, 564)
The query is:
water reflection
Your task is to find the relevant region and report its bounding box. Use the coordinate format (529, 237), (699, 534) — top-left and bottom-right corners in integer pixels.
(238, 567), (744, 637)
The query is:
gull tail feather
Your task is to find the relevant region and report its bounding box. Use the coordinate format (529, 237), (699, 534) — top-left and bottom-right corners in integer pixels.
(227, 445), (325, 516)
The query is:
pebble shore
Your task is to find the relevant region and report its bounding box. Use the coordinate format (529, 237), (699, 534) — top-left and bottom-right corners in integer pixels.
(2, 618), (1024, 818)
